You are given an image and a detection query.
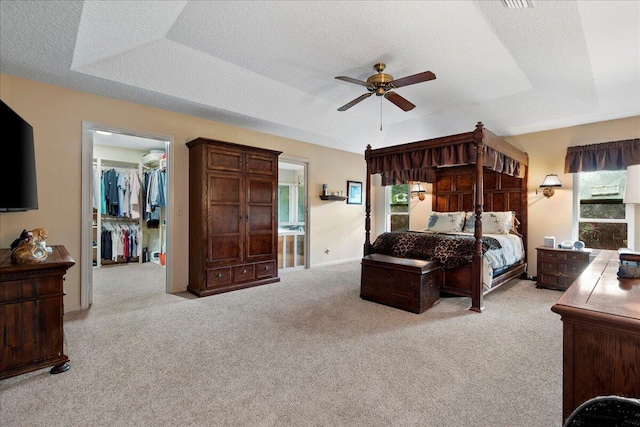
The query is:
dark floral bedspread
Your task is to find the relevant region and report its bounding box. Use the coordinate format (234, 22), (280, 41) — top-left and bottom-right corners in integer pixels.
(371, 231), (502, 269)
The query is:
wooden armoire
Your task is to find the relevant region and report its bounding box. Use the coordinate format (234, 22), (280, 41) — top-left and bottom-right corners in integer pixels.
(186, 138), (281, 297)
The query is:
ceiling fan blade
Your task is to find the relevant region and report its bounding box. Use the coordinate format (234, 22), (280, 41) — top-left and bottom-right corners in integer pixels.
(335, 76), (368, 86)
(384, 91), (415, 111)
(337, 93), (373, 111)
(389, 71), (436, 89)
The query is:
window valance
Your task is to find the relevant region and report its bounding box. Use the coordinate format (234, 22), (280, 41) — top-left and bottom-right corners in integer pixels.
(371, 142), (523, 185)
(565, 138), (640, 173)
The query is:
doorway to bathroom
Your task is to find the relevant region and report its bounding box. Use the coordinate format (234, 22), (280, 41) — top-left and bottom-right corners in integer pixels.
(278, 159), (308, 271)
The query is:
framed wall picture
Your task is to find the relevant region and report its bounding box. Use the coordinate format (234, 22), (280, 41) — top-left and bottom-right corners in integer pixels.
(347, 180), (362, 205)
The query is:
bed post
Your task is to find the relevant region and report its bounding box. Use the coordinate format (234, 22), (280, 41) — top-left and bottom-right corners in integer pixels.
(364, 144), (372, 256)
(471, 122), (485, 312)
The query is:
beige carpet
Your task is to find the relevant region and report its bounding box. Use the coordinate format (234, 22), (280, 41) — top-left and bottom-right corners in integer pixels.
(0, 262), (564, 426)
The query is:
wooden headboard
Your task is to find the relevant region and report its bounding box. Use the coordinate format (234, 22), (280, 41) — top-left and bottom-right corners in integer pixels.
(433, 164), (528, 254)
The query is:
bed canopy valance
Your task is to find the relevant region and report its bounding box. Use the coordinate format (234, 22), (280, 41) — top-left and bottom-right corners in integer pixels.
(367, 123), (527, 185)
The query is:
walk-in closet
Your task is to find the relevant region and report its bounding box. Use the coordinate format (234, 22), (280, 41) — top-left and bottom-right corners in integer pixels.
(90, 131), (169, 301)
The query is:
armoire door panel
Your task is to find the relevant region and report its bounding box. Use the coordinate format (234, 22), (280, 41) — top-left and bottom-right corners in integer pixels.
(247, 232), (275, 258)
(246, 154), (277, 175)
(248, 205), (273, 231)
(247, 178), (274, 204)
(210, 205), (241, 234)
(208, 175), (241, 203)
(207, 148), (243, 172)
(209, 235), (242, 263)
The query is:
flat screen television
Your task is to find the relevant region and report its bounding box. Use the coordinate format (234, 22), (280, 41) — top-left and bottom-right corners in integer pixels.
(0, 99), (38, 211)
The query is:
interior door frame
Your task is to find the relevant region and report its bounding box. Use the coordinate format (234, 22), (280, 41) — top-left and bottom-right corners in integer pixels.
(80, 122), (173, 309)
(278, 156), (309, 270)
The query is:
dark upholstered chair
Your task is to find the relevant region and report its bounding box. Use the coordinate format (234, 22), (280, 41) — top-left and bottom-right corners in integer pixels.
(563, 395), (640, 427)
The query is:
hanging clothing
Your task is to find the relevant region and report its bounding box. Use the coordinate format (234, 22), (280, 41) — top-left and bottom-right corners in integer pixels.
(129, 170), (141, 220)
(92, 165), (100, 210)
(103, 168), (120, 217)
(100, 223), (140, 262)
(144, 168), (166, 221)
(98, 166), (141, 219)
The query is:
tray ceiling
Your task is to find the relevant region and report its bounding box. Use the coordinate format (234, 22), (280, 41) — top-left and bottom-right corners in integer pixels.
(1, 1), (638, 153)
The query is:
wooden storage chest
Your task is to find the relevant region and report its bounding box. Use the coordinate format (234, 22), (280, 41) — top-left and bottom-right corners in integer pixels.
(361, 254), (441, 314)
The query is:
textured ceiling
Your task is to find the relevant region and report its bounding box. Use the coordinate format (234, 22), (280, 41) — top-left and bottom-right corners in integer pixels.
(1, 1), (638, 154)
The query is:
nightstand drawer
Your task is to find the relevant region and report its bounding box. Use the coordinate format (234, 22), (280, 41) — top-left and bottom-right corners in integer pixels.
(541, 260), (560, 273)
(563, 263), (584, 275)
(538, 274), (574, 290)
(540, 250), (563, 261)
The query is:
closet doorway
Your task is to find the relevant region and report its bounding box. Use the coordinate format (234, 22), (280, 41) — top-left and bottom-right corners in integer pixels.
(81, 123), (172, 309)
(278, 159), (309, 271)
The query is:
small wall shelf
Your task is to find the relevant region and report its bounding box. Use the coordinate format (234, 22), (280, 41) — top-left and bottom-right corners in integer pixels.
(319, 195), (347, 201)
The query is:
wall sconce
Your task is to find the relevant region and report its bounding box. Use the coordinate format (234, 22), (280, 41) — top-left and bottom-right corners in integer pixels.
(411, 182), (426, 201)
(536, 174), (562, 198)
(624, 164), (640, 204)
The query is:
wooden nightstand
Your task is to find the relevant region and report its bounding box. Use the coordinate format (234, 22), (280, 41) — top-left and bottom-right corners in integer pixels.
(536, 246), (594, 291)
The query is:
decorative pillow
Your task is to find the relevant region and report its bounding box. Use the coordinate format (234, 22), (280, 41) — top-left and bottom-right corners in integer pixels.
(426, 211), (465, 233)
(463, 211), (513, 234)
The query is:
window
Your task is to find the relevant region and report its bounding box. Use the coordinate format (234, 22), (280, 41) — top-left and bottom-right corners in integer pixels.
(574, 170), (633, 249)
(278, 183), (304, 226)
(386, 184), (409, 231)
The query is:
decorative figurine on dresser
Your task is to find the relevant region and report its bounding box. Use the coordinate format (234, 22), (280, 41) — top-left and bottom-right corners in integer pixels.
(1, 229), (75, 380)
(186, 138), (281, 297)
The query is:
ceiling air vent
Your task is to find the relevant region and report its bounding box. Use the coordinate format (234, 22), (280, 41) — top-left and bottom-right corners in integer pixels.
(502, 0), (534, 8)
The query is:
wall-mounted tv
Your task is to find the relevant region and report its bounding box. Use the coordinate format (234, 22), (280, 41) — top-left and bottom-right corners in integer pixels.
(0, 99), (38, 211)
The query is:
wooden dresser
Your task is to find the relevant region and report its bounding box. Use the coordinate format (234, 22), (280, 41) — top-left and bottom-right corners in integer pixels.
(0, 245), (75, 379)
(551, 250), (640, 422)
(186, 138), (281, 297)
(536, 246), (593, 291)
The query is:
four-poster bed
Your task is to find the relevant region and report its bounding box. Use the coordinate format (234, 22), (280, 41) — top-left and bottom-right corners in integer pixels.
(361, 122), (529, 312)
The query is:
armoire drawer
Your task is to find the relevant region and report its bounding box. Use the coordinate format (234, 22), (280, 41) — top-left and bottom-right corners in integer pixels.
(256, 261), (276, 279)
(206, 267), (231, 288)
(233, 264), (256, 283)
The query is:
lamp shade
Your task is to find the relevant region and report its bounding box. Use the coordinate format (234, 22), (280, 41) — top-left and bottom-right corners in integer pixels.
(540, 174), (562, 188)
(623, 164), (640, 204)
(411, 182), (425, 193)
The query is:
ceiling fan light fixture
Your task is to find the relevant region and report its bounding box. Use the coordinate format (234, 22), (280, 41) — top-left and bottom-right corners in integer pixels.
(335, 63), (435, 113)
(502, 0), (535, 8)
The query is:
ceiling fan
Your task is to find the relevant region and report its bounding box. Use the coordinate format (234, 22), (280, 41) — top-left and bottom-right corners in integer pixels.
(335, 63), (436, 112)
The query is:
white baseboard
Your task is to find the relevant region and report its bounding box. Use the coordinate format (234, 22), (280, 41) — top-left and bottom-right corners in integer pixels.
(312, 257), (362, 268)
(64, 304), (83, 313)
